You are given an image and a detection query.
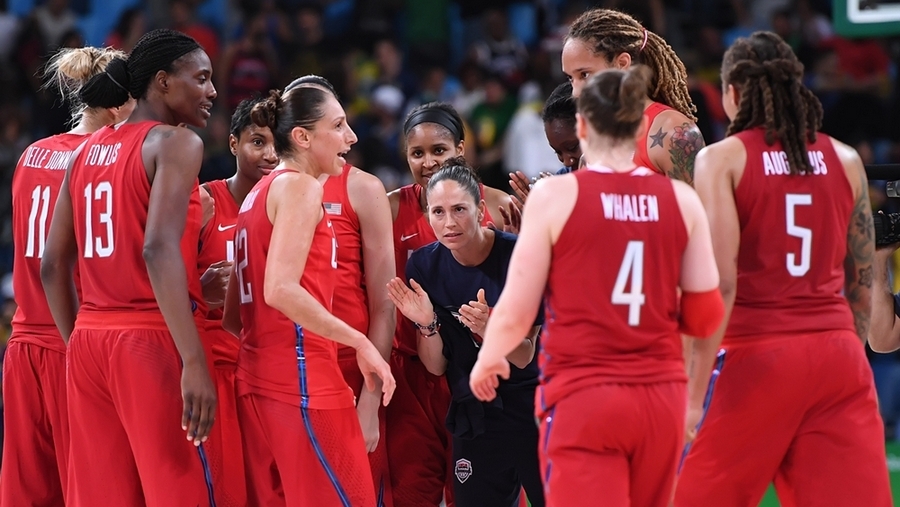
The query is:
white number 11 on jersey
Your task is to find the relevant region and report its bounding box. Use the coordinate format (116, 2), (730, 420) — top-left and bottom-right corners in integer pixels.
(612, 240), (646, 326)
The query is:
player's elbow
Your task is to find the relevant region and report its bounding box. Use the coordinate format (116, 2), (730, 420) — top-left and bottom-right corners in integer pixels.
(40, 253), (66, 289)
(263, 277), (291, 315)
(679, 287), (725, 338)
(868, 318), (900, 353)
(142, 239), (175, 272)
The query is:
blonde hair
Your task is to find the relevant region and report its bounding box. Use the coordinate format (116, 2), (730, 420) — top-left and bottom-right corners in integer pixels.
(43, 46), (128, 122)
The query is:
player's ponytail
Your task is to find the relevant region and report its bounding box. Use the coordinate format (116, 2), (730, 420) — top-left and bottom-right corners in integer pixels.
(578, 65), (650, 141)
(252, 85), (332, 158)
(426, 156), (481, 205)
(43, 46), (127, 121)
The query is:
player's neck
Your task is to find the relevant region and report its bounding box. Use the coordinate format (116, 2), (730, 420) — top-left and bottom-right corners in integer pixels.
(227, 172), (256, 206)
(450, 227), (495, 267)
(582, 138), (636, 173)
(70, 109), (114, 135)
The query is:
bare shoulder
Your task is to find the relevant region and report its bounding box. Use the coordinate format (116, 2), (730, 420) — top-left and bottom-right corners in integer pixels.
(528, 173), (575, 209)
(484, 185), (512, 204)
(387, 187), (402, 221)
(348, 166), (388, 195)
(828, 135), (864, 168)
(145, 124), (203, 153)
(697, 136), (746, 179)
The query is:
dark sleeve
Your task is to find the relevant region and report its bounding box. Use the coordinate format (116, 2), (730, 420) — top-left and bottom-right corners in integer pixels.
(405, 251), (427, 287)
(532, 302), (545, 328)
(893, 293), (900, 320)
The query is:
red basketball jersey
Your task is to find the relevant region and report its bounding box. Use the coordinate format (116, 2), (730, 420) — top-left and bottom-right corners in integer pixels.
(197, 179), (239, 320)
(539, 168), (688, 412)
(10, 133), (87, 351)
(633, 101), (672, 175)
(322, 165), (368, 361)
(726, 128), (855, 340)
(68, 122), (205, 320)
(234, 169), (353, 410)
(392, 183), (495, 355)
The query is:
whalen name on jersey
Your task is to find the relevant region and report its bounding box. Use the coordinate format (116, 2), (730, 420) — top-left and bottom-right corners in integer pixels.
(763, 150), (828, 176)
(21, 147), (76, 171)
(600, 192), (660, 223)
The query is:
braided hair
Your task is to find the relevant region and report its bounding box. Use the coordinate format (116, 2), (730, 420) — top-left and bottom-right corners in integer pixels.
(79, 29), (201, 108)
(722, 31), (823, 175)
(541, 82), (576, 129)
(567, 8), (696, 121)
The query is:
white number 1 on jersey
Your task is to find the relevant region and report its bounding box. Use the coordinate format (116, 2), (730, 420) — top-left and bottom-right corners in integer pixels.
(612, 240), (646, 326)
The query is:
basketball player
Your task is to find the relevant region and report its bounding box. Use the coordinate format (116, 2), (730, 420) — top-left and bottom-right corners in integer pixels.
(388, 157), (544, 507)
(220, 82), (395, 506)
(0, 46), (132, 507)
(387, 102), (514, 507)
(562, 8), (704, 184)
(286, 73), (397, 506)
(469, 66), (724, 507)
(41, 30), (218, 506)
(195, 95), (277, 507)
(674, 31), (892, 507)
(510, 82), (582, 203)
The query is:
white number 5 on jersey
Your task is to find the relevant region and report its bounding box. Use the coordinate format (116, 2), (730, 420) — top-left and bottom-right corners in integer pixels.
(785, 194), (812, 277)
(612, 241), (646, 326)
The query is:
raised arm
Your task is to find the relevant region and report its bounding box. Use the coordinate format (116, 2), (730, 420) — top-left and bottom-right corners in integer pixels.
(835, 139), (875, 346)
(41, 167), (80, 342)
(264, 172), (394, 404)
(143, 127), (216, 446)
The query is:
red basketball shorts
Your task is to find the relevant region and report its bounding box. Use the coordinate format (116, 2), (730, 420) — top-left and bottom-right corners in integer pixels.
(66, 316), (215, 507)
(339, 354), (394, 507)
(237, 392), (375, 507)
(385, 351), (455, 507)
(675, 330), (892, 507)
(0, 341), (68, 507)
(539, 381), (686, 507)
(202, 327), (245, 507)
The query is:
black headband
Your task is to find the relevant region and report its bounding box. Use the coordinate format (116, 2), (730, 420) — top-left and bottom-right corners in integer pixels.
(403, 108), (463, 143)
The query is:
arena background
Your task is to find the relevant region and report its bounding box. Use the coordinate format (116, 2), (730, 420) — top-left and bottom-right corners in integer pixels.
(0, 1), (897, 505)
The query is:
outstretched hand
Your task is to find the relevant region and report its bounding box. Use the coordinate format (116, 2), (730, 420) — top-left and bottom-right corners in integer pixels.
(386, 277), (434, 326)
(469, 353), (510, 402)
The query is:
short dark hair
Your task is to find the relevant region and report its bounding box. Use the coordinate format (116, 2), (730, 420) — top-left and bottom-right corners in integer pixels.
(541, 82), (576, 129)
(230, 96), (267, 138)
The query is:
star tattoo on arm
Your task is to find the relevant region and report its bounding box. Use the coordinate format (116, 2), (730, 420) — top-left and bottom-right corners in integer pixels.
(649, 127), (667, 148)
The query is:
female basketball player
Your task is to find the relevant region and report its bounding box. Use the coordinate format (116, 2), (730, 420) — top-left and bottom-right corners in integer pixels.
(675, 31), (891, 507)
(510, 82), (582, 203)
(287, 73), (397, 505)
(220, 83), (394, 507)
(195, 96), (277, 507)
(1, 45), (131, 507)
(41, 29), (219, 506)
(470, 66), (724, 507)
(386, 102), (514, 507)
(562, 8), (704, 184)
(388, 157), (544, 507)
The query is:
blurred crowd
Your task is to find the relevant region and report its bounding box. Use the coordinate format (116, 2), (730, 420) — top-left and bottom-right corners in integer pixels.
(0, 0), (896, 441)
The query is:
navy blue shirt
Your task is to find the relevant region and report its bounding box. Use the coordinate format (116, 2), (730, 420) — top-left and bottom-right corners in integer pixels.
(407, 230), (541, 438)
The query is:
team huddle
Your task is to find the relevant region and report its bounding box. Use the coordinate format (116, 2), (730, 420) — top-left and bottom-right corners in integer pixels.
(0, 6), (892, 507)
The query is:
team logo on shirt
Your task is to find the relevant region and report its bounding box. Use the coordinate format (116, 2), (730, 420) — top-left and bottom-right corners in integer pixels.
(455, 459), (472, 483)
(324, 202), (342, 215)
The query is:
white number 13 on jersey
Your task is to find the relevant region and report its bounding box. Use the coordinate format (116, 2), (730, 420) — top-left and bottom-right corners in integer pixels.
(612, 241), (646, 326)
(785, 194), (812, 277)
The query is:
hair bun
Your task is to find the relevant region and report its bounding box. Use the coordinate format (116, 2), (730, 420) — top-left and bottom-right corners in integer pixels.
(78, 56), (131, 109)
(615, 65), (652, 124)
(250, 90), (282, 130)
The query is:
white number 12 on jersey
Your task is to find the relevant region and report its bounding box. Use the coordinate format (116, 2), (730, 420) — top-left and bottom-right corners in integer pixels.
(612, 240), (646, 326)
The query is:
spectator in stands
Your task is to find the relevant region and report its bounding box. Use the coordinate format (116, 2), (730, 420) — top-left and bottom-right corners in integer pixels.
(219, 14), (278, 111)
(106, 7), (147, 54)
(470, 8), (529, 88)
(170, 0), (219, 62)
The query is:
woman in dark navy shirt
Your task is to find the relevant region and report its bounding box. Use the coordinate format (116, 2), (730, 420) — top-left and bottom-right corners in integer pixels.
(387, 157), (544, 507)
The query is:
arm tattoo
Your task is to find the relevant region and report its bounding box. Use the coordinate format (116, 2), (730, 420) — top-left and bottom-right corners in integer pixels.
(844, 169), (875, 342)
(667, 123), (704, 185)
